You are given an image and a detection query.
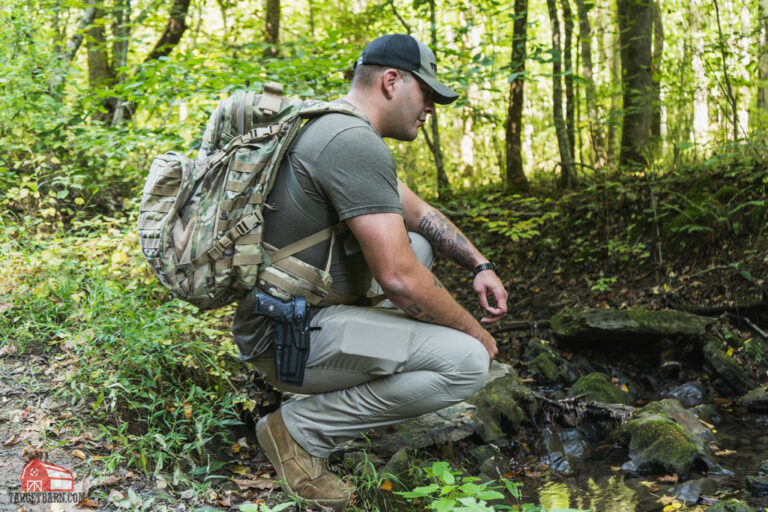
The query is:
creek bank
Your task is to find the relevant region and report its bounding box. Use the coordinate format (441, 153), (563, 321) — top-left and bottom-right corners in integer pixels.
(329, 307), (768, 511)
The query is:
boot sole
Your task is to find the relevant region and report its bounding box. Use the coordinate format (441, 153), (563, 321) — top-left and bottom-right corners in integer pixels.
(256, 415), (349, 511)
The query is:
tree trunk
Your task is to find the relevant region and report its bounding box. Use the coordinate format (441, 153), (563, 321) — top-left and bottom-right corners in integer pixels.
(617, 0), (653, 168)
(561, 0), (576, 156)
(86, 0), (114, 122)
(607, 6), (622, 163)
(145, 0), (190, 62)
(758, 0), (768, 129)
(546, 0), (575, 187)
(690, 0), (708, 145)
(111, 0), (131, 126)
(650, 0), (664, 152)
(505, 0), (529, 192)
(427, 0), (450, 197)
(712, 0), (739, 141)
(574, 0), (605, 167)
(264, 0), (280, 57)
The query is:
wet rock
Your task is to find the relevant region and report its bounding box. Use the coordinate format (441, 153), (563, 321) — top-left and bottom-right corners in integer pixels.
(551, 308), (713, 344)
(694, 403), (721, 425)
(741, 386), (768, 411)
(384, 448), (410, 474)
(746, 475), (768, 496)
(530, 352), (559, 384)
(621, 399), (728, 477)
(702, 338), (752, 395)
(568, 372), (633, 405)
(558, 427), (592, 461)
(705, 500), (756, 512)
(467, 364), (537, 442)
(667, 478), (716, 505)
(540, 452), (572, 474)
(469, 444), (509, 481)
(663, 381), (706, 408)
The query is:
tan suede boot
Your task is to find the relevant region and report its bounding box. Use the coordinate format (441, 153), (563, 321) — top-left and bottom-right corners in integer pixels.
(256, 410), (353, 510)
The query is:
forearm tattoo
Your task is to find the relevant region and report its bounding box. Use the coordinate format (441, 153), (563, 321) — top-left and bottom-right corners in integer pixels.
(405, 303), (434, 322)
(417, 211), (475, 269)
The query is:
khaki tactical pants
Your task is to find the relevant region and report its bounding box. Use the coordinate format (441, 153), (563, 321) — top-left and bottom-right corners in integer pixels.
(252, 233), (490, 457)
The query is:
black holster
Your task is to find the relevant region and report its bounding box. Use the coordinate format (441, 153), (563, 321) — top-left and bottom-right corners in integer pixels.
(250, 292), (311, 386)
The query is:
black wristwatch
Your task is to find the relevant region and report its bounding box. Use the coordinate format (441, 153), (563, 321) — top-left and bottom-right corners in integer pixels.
(472, 262), (497, 276)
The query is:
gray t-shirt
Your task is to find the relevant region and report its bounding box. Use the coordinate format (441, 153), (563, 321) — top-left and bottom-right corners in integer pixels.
(232, 101), (404, 359)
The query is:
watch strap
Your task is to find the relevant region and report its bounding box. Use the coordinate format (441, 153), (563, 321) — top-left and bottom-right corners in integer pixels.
(472, 262), (497, 276)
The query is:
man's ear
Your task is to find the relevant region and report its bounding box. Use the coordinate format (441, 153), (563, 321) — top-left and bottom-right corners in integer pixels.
(380, 69), (399, 100)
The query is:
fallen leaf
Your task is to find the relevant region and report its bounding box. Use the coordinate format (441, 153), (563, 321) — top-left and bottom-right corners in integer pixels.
(638, 480), (657, 489)
(698, 419), (715, 429)
(657, 473), (679, 483)
(91, 475), (121, 488)
(230, 478), (279, 491)
(3, 434), (20, 447)
(713, 398), (731, 405)
(230, 465), (250, 476)
(231, 442), (240, 454)
(657, 495), (679, 506)
(379, 480), (393, 491)
(184, 404), (193, 419)
(0, 343), (17, 356)
(610, 466), (622, 471)
(76, 498), (99, 508)
(20, 445), (46, 461)
(72, 449), (87, 460)
(715, 449), (737, 456)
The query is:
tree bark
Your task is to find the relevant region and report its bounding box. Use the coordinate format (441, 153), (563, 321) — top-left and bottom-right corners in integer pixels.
(111, 0), (131, 126)
(546, 0), (575, 188)
(264, 0), (280, 57)
(561, 0), (576, 156)
(505, 0), (529, 192)
(86, 0), (114, 122)
(574, 0), (605, 167)
(712, 0), (739, 141)
(758, 0), (768, 128)
(617, 0), (653, 168)
(650, 0), (664, 149)
(145, 0), (190, 62)
(427, 0), (450, 197)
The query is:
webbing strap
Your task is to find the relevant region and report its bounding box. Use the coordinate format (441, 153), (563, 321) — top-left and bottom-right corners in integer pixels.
(232, 159), (266, 173)
(151, 184), (178, 196)
(138, 219), (165, 231)
(215, 258), (231, 271)
(259, 272), (326, 306)
(239, 232), (262, 244)
(139, 237), (161, 249)
(221, 197), (247, 211)
(233, 253), (262, 266)
(268, 223), (348, 265)
(142, 201), (173, 213)
(226, 180), (250, 193)
(258, 82), (283, 114)
(248, 191), (263, 204)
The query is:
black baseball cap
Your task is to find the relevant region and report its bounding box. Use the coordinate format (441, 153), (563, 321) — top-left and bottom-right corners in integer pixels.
(355, 34), (459, 105)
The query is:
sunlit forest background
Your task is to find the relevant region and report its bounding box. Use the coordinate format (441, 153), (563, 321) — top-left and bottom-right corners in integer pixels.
(1, 0), (767, 504)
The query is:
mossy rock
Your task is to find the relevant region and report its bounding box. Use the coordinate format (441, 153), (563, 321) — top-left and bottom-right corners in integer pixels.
(702, 338), (752, 394)
(551, 308), (712, 343)
(622, 414), (701, 476)
(530, 352), (558, 383)
(741, 386), (768, 411)
(705, 500), (755, 512)
(468, 370), (536, 442)
(568, 372), (633, 405)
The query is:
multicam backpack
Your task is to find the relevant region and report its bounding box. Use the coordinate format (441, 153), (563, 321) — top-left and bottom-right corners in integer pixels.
(138, 83), (365, 310)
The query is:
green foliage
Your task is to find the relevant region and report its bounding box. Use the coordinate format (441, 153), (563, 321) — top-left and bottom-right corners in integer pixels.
(0, 216), (250, 475)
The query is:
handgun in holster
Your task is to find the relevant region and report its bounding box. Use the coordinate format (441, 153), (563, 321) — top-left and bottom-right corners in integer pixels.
(251, 292), (312, 386)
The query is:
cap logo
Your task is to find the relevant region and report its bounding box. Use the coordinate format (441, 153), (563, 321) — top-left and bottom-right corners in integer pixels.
(430, 62), (437, 73)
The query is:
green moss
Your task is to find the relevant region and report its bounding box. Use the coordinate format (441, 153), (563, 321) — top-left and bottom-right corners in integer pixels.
(624, 415), (699, 475)
(705, 499), (754, 512)
(530, 352), (558, 382)
(568, 372), (633, 405)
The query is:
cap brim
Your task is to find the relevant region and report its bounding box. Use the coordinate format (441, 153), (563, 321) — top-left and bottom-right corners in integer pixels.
(413, 71), (459, 105)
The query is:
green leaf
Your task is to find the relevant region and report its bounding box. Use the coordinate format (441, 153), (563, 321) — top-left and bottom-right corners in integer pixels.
(397, 484), (440, 498)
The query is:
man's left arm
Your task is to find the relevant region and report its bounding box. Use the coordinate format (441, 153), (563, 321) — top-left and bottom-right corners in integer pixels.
(399, 181), (508, 323)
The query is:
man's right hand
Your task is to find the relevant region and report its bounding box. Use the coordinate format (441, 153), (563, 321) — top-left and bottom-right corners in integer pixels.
(471, 326), (498, 360)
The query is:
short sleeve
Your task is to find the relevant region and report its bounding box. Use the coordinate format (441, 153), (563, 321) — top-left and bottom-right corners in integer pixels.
(293, 125), (404, 221)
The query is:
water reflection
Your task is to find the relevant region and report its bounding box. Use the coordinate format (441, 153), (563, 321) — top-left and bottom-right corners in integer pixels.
(538, 475), (639, 512)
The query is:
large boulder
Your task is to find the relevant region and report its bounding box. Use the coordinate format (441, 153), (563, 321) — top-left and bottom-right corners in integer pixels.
(705, 500), (755, 512)
(551, 308), (713, 344)
(621, 399), (729, 477)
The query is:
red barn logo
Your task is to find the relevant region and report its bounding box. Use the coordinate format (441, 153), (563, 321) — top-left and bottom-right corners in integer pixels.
(20, 459), (74, 492)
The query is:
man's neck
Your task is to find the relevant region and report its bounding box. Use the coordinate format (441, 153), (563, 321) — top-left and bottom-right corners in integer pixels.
(342, 91), (386, 137)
